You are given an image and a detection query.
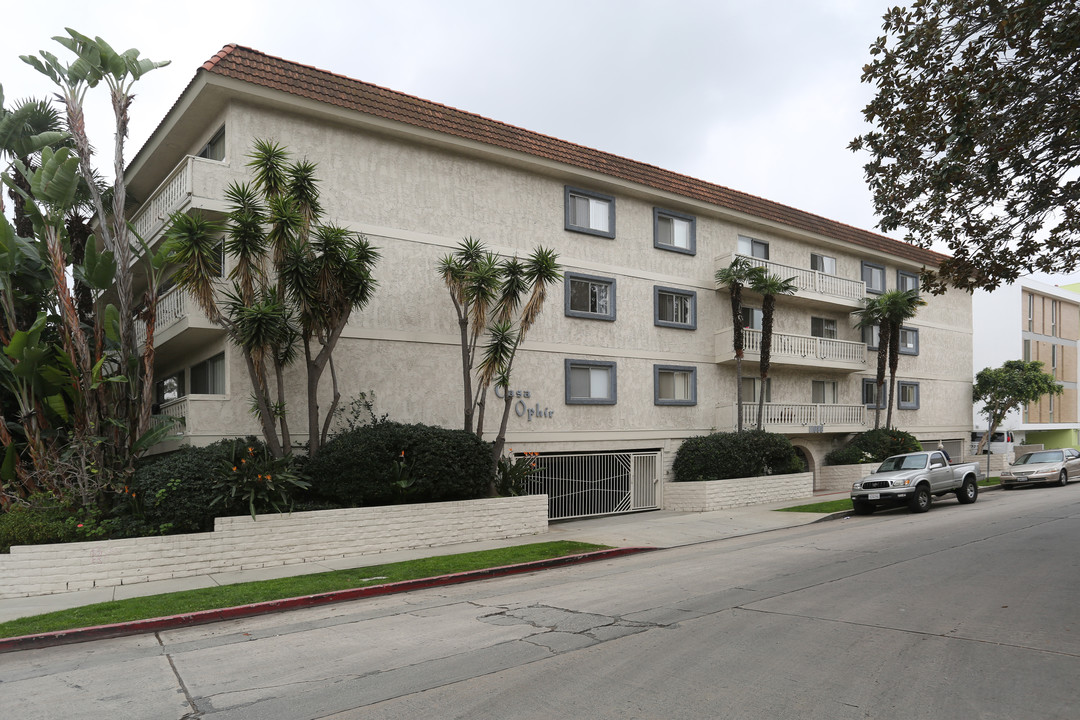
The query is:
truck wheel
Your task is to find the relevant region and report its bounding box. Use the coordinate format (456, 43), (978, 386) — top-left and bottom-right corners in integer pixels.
(852, 499), (874, 515)
(908, 485), (931, 513)
(956, 477), (978, 504)
(1057, 470), (1069, 487)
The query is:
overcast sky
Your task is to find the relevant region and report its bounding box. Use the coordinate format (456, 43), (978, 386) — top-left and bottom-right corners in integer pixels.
(3, 0), (1073, 285)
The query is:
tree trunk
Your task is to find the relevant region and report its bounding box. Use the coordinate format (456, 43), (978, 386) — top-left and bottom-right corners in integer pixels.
(244, 353), (284, 458)
(886, 322), (900, 429)
(459, 314), (473, 433)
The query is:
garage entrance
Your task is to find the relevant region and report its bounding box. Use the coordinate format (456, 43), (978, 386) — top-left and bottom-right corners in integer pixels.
(523, 450), (661, 520)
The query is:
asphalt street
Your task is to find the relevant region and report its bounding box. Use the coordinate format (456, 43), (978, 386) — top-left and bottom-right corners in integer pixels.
(3, 484), (1079, 719)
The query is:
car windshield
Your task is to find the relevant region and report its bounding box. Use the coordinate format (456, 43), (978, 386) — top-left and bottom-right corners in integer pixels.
(877, 454), (927, 472)
(1014, 450), (1064, 465)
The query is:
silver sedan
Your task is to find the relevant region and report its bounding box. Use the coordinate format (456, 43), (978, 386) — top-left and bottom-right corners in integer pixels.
(1000, 448), (1080, 489)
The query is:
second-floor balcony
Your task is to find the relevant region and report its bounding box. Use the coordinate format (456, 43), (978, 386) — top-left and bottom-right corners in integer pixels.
(715, 327), (867, 372)
(717, 402), (868, 434)
(717, 253), (866, 309)
(136, 286), (223, 364)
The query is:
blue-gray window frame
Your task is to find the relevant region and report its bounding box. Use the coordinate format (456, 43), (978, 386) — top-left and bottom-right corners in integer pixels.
(897, 269), (920, 293)
(898, 381), (920, 410)
(654, 286), (697, 330)
(564, 359), (617, 405)
(564, 272), (617, 321)
(862, 378), (886, 408)
(654, 364), (697, 406)
(564, 186), (616, 238)
(862, 261), (886, 294)
(862, 324), (918, 355)
(653, 207), (696, 255)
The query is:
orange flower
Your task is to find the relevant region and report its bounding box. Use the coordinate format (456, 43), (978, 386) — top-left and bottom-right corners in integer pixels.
(233, 466), (238, 472)
(241, 458), (246, 464)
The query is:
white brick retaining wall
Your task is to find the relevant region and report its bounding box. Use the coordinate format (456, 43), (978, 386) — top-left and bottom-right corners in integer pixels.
(662, 472), (814, 512)
(815, 463), (876, 491)
(0, 495), (548, 600)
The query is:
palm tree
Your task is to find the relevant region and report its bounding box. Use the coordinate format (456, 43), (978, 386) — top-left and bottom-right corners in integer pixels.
(715, 257), (757, 431)
(879, 289), (927, 428)
(853, 297), (889, 429)
(749, 271), (798, 430)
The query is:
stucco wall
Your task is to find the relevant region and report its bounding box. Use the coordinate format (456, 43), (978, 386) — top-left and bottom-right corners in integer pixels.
(0, 496), (548, 600)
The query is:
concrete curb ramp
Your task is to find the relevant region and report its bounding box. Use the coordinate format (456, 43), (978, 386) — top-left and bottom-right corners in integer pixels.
(0, 547), (656, 654)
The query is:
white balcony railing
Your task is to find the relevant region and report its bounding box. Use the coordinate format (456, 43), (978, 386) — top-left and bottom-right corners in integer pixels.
(724, 253), (866, 303)
(742, 329), (866, 365)
(135, 286), (189, 346)
(156, 397), (187, 437)
(130, 157), (194, 246)
(723, 402), (867, 430)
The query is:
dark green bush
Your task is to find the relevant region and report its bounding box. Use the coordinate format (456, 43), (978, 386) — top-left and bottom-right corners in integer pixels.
(131, 437), (273, 533)
(0, 502), (77, 553)
(672, 430), (806, 482)
(823, 428), (922, 466)
(307, 422), (493, 507)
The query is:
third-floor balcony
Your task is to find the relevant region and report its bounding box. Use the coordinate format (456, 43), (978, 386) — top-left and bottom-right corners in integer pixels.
(128, 155), (232, 252)
(715, 327), (867, 372)
(717, 253), (866, 309)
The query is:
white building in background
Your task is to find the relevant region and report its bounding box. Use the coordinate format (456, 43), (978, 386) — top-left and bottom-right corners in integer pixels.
(972, 279), (1080, 453)
(126, 45), (975, 517)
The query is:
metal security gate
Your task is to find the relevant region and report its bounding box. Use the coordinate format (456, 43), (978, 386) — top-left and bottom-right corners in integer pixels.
(522, 451), (661, 520)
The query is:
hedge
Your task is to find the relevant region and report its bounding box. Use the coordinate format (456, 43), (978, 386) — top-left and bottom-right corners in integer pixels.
(672, 430), (805, 482)
(306, 422), (493, 507)
(823, 428), (922, 465)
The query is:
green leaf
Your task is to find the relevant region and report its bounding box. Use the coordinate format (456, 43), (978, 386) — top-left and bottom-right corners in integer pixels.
(44, 393), (69, 422)
(104, 304), (121, 343)
(1, 445), (16, 482)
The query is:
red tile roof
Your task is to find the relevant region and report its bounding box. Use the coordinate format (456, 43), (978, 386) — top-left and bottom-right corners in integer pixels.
(201, 44), (946, 267)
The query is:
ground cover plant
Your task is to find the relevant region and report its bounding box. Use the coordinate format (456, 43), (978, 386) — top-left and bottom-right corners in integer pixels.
(0, 541), (606, 638)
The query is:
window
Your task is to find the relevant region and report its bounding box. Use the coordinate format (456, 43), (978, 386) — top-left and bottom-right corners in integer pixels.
(898, 270), (919, 293)
(810, 253), (836, 275)
(155, 371), (185, 405)
(654, 286), (697, 329)
(862, 379), (885, 408)
(1027, 293), (1034, 332)
(1050, 393), (1055, 422)
(812, 380), (838, 404)
(738, 235), (769, 259)
(196, 126), (225, 161)
(1052, 344), (1058, 374)
(1051, 299), (1058, 337)
(899, 327), (919, 355)
(898, 381), (920, 409)
(565, 272), (616, 321)
(1023, 339), (1031, 361)
(654, 208), (695, 254)
(742, 377), (771, 403)
(654, 365), (696, 405)
(862, 261), (886, 294)
(742, 306), (763, 331)
(862, 324), (880, 349)
(565, 186), (615, 238)
(811, 317), (837, 339)
(190, 352), (226, 395)
(565, 360), (616, 404)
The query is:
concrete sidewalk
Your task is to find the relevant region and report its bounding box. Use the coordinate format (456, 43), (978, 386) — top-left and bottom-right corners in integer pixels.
(0, 491), (850, 625)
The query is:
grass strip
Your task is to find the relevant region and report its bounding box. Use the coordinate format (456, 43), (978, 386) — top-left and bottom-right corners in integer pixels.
(777, 499), (853, 514)
(0, 540), (606, 639)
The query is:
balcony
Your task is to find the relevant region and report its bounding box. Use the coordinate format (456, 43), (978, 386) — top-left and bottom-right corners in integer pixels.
(717, 402), (867, 434)
(715, 327), (867, 372)
(717, 253), (866, 309)
(128, 156), (231, 249)
(149, 395), (242, 454)
(136, 286), (223, 364)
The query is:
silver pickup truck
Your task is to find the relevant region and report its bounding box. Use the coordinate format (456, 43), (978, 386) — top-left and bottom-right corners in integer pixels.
(850, 450), (980, 514)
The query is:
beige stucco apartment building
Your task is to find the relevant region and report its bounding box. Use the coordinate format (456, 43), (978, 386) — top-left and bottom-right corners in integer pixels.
(127, 46), (974, 513)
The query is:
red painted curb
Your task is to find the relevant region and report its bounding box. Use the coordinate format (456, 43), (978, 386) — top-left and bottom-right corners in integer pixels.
(0, 546), (657, 653)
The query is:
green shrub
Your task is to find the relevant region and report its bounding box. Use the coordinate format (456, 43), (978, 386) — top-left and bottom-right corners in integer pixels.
(824, 428), (922, 466)
(0, 502), (77, 552)
(672, 430), (806, 482)
(130, 437), (271, 533)
(307, 422), (493, 507)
